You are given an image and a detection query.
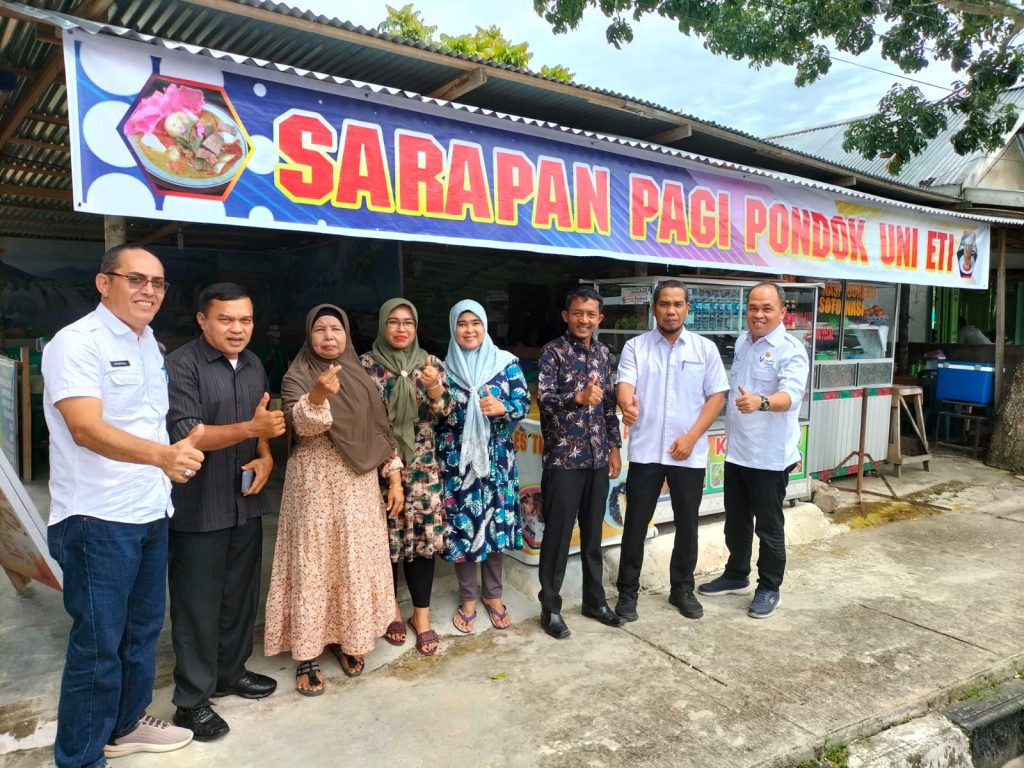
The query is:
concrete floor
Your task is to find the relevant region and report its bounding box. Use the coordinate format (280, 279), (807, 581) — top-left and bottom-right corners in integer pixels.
(2, 454), (1023, 767)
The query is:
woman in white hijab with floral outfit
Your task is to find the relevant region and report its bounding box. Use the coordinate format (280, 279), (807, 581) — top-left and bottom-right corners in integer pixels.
(437, 300), (530, 632)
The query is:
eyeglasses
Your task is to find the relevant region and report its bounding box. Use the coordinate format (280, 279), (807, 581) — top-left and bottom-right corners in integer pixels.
(104, 272), (170, 292)
(385, 319), (416, 329)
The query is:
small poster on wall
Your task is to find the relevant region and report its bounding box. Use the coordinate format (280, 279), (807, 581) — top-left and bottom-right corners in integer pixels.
(0, 450), (62, 592)
(0, 357), (18, 473)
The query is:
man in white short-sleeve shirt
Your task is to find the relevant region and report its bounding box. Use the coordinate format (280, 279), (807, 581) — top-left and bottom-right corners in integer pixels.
(42, 245), (205, 768)
(698, 282), (809, 620)
(614, 280), (728, 622)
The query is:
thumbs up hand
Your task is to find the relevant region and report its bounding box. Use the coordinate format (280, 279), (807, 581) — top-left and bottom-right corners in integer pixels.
(735, 384), (762, 415)
(310, 364), (342, 406)
(163, 423), (205, 483)
(250, 391), (286, 438)
(576, 371), (604, 407)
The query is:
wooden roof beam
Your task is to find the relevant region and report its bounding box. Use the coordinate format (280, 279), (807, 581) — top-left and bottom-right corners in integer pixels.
(0, 0), (114, 150)
(646, 125), (693, 145)
(135, 221), (187, 246)
(428, 67), (487, 102)
(0, 161), (72, 178)
(0, 183), (72, 201)
(831, 176), (857, 187)
(7, 136), (68, 152)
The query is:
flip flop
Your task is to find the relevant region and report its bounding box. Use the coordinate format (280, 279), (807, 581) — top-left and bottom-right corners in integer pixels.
(484, 602), (511, 630)
(327, 644), (364, 677)
(452, 607), (477, 634)
(407, 618), (440, 656)
(295, 660), (323, 697)
(382, 619), (407, 647)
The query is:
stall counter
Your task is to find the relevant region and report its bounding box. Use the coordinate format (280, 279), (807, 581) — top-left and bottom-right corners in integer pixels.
(509, 418), (810, 565)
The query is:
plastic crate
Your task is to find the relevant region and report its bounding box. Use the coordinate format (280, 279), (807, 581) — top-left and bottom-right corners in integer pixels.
(935, 361), (994, 405)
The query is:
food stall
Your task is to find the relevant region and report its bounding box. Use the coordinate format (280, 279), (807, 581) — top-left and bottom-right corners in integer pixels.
(508, 275), (817, 564)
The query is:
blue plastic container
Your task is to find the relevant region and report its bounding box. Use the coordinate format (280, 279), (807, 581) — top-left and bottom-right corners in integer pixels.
(935, 361), (995, 405)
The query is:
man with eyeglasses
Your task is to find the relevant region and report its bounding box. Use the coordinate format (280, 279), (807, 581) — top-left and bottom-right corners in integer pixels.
(42, 244), (205, 768)
(165, 283), (285, 740)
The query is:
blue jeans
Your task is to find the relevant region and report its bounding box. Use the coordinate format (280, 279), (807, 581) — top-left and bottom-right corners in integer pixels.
(47, 515), (168, 768)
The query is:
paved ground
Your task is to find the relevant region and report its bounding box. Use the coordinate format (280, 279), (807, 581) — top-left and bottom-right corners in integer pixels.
(2, 454), (1022, 767)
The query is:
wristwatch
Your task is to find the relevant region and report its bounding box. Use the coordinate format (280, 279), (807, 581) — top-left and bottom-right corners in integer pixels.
(758, 395), (770, 412)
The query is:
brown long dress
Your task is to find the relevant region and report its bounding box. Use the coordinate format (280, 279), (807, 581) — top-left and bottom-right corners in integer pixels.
(263, 394), (401, 659)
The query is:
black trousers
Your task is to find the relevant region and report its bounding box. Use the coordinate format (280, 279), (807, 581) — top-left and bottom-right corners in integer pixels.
(393, 556), (435, 609)
(722, 461), (790, 592)
(616, 463), (705, 597)
(537, 466), (609, 614)
(168, 516), (263, 709)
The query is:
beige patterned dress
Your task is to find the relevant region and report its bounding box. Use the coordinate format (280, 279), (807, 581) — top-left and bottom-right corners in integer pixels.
(264, 394), (401, 660)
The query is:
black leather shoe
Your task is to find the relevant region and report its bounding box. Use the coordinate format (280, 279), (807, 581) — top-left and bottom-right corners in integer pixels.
(541, 610), (571, 639)
(669, 589), (704, 619)
(581, 603), (626, 627)
(173, 705), (229, 742)
(213, 670), (277, 700)
(614, 596), (638, 622)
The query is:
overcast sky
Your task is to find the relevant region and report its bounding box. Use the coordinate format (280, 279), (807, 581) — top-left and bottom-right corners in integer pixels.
(293, 0), (955, 138)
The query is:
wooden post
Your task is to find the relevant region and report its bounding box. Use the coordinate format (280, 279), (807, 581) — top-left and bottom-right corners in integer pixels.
(995, 228), (1006, 408)
(18, 346), (31, 482)
(104, 215), (126, 249)
(896, 284), (910, 375)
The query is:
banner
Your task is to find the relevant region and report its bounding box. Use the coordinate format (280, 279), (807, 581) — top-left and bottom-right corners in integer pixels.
(65, 31), (990, 289)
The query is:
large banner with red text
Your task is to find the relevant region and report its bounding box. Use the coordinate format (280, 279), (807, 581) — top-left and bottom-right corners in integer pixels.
(65, 31), (989, 288)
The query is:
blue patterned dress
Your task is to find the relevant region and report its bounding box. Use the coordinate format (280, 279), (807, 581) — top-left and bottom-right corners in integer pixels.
(437, 361), (530, 562)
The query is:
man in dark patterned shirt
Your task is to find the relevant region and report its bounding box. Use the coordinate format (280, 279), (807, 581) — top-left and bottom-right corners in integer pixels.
(537, 286), (623, 639)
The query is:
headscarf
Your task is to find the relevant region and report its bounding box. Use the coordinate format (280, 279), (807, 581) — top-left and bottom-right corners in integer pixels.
(370, 298), (429, 464)
(282, 304), (394, 473)
(445, 300), (516, 484)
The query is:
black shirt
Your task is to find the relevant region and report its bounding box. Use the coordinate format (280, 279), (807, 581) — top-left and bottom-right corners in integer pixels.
(166, 335), (270, 532)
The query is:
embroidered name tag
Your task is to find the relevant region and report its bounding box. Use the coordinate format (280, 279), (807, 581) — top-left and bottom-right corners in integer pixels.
(110, 360), (131, 368)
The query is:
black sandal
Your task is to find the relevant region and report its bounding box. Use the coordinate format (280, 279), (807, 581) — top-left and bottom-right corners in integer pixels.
(328, 644), (364, 677)
(295, 660), (323, 697)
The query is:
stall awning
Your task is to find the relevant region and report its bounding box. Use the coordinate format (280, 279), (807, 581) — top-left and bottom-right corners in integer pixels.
(52, 13), (1022, 289)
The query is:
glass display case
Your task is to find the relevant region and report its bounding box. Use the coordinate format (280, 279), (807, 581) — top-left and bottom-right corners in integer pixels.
(589, 276), (819, 421)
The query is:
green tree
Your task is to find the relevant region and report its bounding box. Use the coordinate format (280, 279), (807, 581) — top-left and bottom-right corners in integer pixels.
(379, 4), (574, 81)
(533, 0), (1023, 174)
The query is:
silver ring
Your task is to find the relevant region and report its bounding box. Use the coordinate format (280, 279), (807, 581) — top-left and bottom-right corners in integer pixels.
(184, 468), (194, 478)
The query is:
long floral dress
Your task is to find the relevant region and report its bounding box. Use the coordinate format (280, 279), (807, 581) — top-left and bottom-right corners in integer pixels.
(263, 394), (401, 659)
(437, 361), (530, 563)
(360, 353), (454, 561)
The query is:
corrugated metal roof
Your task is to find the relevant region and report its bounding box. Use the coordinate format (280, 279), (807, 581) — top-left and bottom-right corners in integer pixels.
(767, 87), (1024, 190)
(0, 0), (1018, 248)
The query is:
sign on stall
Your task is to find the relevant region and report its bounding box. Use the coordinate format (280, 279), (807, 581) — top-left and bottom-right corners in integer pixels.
(65, 31), (989, 289)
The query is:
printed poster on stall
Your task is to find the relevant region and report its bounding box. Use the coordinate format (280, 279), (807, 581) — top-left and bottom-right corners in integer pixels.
(0, 450), (62, 592)
(65, 30), (990, 289)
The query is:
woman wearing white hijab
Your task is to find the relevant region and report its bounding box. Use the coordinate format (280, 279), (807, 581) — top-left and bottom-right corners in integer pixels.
(437, 300), (530, 632)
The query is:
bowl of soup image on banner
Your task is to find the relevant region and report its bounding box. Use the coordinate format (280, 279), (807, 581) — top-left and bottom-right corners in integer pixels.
(118, 75), (251, 200)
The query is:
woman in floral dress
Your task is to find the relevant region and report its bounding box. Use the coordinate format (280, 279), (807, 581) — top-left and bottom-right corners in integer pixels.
(437, 300), (529, 633)
(361, 298), (453, 656)
(264, 305), (403, 695)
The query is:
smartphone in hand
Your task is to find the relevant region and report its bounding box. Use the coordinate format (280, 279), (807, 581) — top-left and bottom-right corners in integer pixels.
(241, 469), (256, 493)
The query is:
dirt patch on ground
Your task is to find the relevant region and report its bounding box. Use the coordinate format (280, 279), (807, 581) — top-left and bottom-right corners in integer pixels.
(832, 500), (947, 529)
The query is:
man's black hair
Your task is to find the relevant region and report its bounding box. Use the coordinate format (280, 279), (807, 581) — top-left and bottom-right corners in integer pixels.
(197, 282), (251, 314)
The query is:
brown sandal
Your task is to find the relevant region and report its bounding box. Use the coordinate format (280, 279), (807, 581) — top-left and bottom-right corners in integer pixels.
(295, 660), (323, 696)
(383, 619), (407, 646)
(327, 644), (364, 677)
(407, 618), (439, 656)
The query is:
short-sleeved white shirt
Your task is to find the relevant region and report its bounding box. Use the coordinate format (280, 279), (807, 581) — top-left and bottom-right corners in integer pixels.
(42, 303), (173, 526)
(724, 323), (809, 471)
(616, 328), (729, 468)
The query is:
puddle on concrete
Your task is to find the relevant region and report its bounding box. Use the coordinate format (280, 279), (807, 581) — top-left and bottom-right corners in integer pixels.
(830, 480), (974, 528)
(832, 500), (946, 529)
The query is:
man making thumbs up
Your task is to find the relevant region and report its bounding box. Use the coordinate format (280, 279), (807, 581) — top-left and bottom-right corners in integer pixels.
(537, 287), (623, 639)
(164, 283), (286, 740)
(42, 245), (202, 768)
(698, 283), (809, 619)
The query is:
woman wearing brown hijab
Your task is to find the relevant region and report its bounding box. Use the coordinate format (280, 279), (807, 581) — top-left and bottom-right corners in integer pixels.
(264, 305), (403, 695)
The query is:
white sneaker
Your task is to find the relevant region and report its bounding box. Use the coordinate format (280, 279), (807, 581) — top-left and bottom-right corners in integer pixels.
(104, 714), (193, 759)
